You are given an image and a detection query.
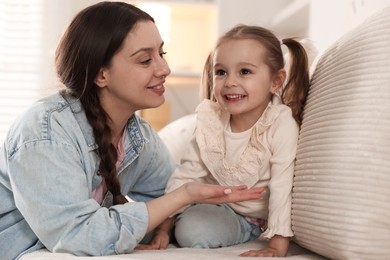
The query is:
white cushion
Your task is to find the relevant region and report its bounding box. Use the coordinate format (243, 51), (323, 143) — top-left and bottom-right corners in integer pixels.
(292, 7), (390, 260)
(158, 113), (196, 163)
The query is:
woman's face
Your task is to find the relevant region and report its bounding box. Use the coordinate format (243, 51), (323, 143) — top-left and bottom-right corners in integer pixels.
(95, 20), (171, 119)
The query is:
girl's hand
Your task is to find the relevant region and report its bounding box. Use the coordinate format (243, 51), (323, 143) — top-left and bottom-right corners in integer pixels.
(240, 235), (289, 257)
(240, 247), (282, 257)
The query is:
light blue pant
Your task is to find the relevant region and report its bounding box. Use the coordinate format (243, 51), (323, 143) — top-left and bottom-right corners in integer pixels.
(174, 204), (261, 248)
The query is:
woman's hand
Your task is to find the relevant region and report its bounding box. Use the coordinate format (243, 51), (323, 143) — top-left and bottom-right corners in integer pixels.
(135, 217), (174, 250)
(145, 182), (264, 234)
(135, 230), (170, 250)
(182, 182), (265, 205)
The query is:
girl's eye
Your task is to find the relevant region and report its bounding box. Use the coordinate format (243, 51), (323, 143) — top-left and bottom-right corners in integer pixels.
(215, 69), (226, 76)
(240, 69), (251, 75)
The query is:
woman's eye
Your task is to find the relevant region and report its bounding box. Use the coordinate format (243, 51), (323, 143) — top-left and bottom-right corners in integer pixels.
(140, 58), (152, 64)
(240, 69), (251, 75)
(215, 69), (226, 76)
(160, 51), (167, 58)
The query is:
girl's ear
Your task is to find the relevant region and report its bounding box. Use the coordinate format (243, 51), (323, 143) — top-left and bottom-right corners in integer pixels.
(271, 69), (286, 94)
(94, 68), (108, 88)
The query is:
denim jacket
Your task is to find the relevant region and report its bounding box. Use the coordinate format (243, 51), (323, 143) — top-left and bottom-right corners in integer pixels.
(0, 92), (176, 259)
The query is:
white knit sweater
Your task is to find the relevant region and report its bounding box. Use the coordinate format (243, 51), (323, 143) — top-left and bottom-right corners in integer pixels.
(166, 98), (298, 239)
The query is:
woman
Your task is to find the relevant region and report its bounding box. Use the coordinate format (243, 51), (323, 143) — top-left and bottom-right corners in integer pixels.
(0, 2), (264, 259)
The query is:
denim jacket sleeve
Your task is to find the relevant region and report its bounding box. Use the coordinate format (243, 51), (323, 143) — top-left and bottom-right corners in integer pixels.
(1, 93), (176, 257)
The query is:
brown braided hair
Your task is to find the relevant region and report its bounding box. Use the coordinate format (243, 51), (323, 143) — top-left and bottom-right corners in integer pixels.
(206, 25), (310, 126)
(55, 2), (154, 205)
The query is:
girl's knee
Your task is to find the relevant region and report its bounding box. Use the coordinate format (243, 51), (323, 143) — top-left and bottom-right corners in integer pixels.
(174, 225), (218, 248)
(174, 204), (238, 248)
(174, 210), (213, 247)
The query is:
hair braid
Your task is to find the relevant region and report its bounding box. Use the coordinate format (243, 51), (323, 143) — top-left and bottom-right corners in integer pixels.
(80, 89), (128, 205)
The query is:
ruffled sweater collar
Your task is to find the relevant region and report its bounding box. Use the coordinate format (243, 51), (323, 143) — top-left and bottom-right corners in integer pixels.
(194, 97), (284, 187)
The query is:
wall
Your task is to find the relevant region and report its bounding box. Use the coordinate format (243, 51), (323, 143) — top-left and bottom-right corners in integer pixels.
(309, 0), (390, 53)
(34, 0), (390, 130)
(140, 0), (390, 129)
(40, 0), (217, 131)
(137, 1), (217, 130)
(215, 0), (301, 37)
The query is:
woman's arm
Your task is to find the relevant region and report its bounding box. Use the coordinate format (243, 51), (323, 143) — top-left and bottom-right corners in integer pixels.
(146, 182), (265, 233)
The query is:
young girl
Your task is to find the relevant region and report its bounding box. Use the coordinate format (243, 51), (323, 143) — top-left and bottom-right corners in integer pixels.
(165, 25), (309, 257)
(0, 4), (265, 259)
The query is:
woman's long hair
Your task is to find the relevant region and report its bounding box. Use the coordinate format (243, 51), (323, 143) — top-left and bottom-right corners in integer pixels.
(55, 2), (154, 205)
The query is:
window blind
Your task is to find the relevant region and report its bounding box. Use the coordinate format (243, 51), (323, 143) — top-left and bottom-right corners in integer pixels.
(0, 0), (43, 143)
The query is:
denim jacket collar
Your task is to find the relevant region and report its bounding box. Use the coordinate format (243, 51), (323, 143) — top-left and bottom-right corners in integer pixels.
(62, 93), (147, 156)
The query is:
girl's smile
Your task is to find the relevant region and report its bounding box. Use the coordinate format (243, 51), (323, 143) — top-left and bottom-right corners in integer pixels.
(213, 38), (279, 131)
(224, 94), (247, 101)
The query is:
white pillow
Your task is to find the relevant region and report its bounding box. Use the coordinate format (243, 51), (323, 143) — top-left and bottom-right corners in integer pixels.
(158, 113), (196, 164)
(292, 7), (390, 260)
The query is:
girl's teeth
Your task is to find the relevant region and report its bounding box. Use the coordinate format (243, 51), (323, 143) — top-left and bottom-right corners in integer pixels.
(226, 94), (244, 99)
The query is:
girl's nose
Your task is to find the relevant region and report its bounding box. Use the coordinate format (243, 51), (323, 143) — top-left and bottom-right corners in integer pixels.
(225, 74), (238, 87)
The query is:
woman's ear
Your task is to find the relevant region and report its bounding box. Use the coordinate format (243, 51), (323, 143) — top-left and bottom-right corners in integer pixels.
(271, 69), (286, 94)
(94, 68), (108, 88)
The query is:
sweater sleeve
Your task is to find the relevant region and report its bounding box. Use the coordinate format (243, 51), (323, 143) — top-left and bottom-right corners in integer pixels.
(165, 133), (210, 193)
(165, 134), (210, 215)
(261, 109), (298, 239)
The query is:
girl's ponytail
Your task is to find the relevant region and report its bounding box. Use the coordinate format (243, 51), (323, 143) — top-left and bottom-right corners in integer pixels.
(281, 39), (310, 126)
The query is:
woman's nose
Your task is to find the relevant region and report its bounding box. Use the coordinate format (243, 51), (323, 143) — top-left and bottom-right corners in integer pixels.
(155, 57), (171, 78)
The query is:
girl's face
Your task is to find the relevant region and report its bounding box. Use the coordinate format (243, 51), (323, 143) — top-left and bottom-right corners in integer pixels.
(212, 38), (283, 130)
(95, 21), (171, 119)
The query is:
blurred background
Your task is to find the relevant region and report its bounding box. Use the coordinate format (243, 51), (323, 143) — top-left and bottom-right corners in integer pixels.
(1, 0), (389, 142)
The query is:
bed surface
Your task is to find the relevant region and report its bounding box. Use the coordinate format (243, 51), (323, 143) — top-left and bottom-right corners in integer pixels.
(21, 240), (325, 259)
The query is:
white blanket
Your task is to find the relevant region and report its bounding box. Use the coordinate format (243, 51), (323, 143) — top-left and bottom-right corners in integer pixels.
(21, 241), (325, 259)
